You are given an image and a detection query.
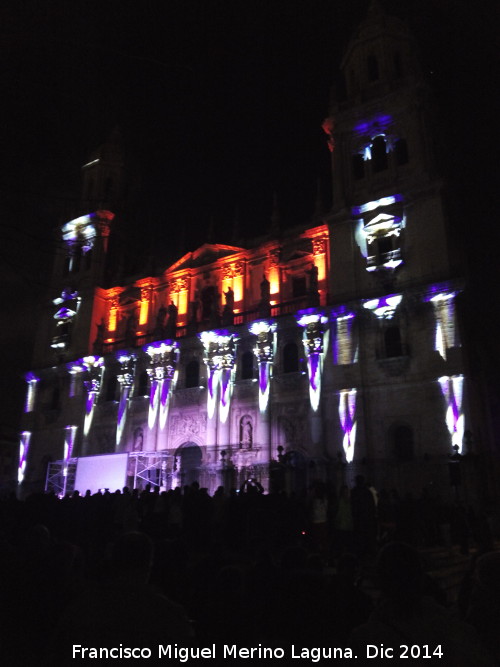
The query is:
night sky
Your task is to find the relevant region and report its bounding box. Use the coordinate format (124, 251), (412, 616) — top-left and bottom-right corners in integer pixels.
(0, 0), (497, 436)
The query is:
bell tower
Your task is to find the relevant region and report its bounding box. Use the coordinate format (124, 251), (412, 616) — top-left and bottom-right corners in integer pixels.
(32, 131), (123, 368)
(81, 127), (124, 212)
(324, 0), (452, 300)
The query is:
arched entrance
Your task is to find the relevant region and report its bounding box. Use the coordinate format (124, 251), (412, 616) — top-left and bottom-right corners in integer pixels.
(176, 442), (202, 487)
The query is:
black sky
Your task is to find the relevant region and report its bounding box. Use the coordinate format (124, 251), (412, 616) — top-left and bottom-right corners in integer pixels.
(0, 0), (498, 434)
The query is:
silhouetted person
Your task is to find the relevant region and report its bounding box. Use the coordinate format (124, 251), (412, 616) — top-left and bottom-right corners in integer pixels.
(46, 532), (193, 664)
(350, 542), (495, 666)
(466, 552), (500, 663)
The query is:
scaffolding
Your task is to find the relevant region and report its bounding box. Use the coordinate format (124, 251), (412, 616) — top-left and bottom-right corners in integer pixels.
(45, 459), (78, 497)
(128, 451), (173, 490)
(45, 452), (174, 495)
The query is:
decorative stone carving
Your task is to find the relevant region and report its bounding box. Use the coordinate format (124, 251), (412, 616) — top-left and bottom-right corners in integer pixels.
(312, 237), (327, 255)
(170, 413), (207, 436)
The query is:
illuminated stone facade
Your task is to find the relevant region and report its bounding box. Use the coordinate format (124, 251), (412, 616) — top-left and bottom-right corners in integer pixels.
(21, 5), (470, 497)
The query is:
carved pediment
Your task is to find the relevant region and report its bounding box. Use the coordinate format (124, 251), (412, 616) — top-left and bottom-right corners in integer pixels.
(166, 244), (245, 273)
(119, 286), (141, 305)
(281, 238), (312, 262)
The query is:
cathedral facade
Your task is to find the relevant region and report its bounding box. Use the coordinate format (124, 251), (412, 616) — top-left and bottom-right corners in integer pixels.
(20, 5), (470, 498)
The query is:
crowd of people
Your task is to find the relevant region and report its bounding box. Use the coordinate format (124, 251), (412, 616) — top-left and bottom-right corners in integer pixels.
(0, 477), (498, 665)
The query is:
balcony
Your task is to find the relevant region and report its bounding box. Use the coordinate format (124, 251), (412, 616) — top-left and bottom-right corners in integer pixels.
(101, 296), (313, 355)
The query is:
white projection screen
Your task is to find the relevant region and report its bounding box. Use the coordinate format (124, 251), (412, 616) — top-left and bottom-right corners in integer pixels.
(74, 453), (129, 495)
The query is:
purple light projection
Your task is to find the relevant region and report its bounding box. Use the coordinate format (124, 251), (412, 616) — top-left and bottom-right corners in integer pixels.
(81, 357), (104, 437)
(116, 355), (136, 447)
(116, 388), (129, 445)
(297, 312), (328, 411)
(145, 341), (179, 430)
(363, 294), (402, 319)
(352, 194), (403, 217)
(148, 380), (160, 429)
(62, 425), (77, 496)
(250, 321), (276, 412)
(24, 373), (38, 413)
(18, 431), (31, 484)
(353, 114), (393, 136)
(438, 375), (465, 452)
(339, 389), (357, 463)
(159, 374), (171, 430)
(331, 310), (355, 365)
(200, 331), (238, 422)
(64, 425), (77, 461)
(423, 287), (459, 361)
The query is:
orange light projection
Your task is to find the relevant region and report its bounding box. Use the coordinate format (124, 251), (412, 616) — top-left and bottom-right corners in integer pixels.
(233, 274), (243, 303)
(314, 254), (326, 282)
(139, 299), (149, 325)
(108, 306), (117, 332)
(178, 290), (188, 316)
(269, 266), (280, 295)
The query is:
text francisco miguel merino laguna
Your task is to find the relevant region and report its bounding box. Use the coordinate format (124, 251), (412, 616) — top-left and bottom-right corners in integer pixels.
(72, 644), (358, 661)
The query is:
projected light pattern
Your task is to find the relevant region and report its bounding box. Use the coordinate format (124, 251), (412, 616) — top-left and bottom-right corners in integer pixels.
(332, 311), (355, 365)
(18, 431), (31, 484)
(64, 425), (77, 462)
(220, 368), (233, 424)
(201, 331), (222, 420)
(200, 331), (238, 421)
(439, 375), (465, 452)
(427, 291), (457, 360)
(352, 194), (402, 216)
(250, 321), (276, 412)
(145, 341), (179, 430)
(363, 294), (402, 319)
(353, 114), (393, 136)
(159, 372), (176, 430)
(116, 355), (136, 447)
(297, 312), (329, 411)
(24, 373), (38, 413)
(62, 213), (96, 251)
(82, 356), (104, 436)
(339, 389), (357, 463)
(62, 425), (77, 493)
(148, 380), (160, 429)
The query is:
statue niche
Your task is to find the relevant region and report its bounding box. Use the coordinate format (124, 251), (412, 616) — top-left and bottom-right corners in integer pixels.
(239, 415), (253, 449)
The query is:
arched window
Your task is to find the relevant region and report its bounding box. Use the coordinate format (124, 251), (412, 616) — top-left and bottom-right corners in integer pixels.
(185, 359), (200, 388)
(240, 351), (255, 380)
(371, 136), (388, 172)
(392, 424), (414, 462)
(367, 54), (379, 82)
(395, 138), (409, 165)
(384, 326), (403, 358)
(283, 342), (299, 374)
